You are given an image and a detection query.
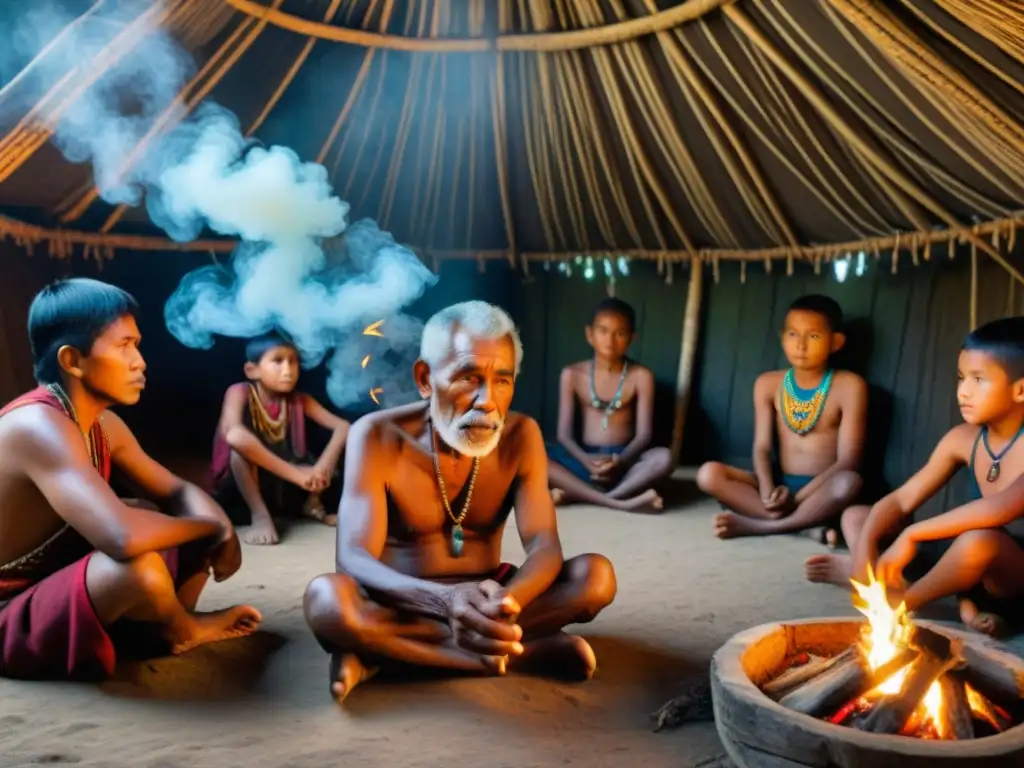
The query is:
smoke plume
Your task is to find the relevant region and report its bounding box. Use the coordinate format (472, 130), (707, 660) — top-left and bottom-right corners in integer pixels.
(3, 0), (437, 409)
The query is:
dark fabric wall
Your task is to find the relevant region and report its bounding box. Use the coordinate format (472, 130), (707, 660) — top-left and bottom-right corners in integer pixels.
(2, 243), (1022, 522)
(690, 247), (1024, 518)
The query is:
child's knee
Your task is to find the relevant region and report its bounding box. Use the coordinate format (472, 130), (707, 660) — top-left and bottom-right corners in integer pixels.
(696, 462), (726, 494)
(829, 470), (862, 502)
(950, 529), (1003, 567)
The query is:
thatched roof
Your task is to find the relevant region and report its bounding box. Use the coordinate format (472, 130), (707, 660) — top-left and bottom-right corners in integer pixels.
(2, 0), (1024, 274)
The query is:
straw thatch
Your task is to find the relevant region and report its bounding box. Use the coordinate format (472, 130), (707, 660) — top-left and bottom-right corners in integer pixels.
(1, 0), (1024, 278)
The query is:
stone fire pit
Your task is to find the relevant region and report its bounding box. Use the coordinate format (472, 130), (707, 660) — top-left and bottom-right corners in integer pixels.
(710, 617), (1024, 767)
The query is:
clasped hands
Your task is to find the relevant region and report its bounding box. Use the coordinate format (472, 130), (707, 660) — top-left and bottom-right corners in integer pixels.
(292, 461), (333, 493)
(759, 484), (791, 518)
(587, 454), (620, 482)
(445, 580), (524, 672)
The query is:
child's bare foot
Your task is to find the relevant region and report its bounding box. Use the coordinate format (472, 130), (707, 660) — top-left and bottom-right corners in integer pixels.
(804, 553), (852, 587)
(303, 495), (336, 527)
(713, 511), (762, 538)
(512, 632), (597, 680)
(242, 519), (279, 545)
(329, 653), (378, 703)
(959, 597), (1007, 638)
(550, 487), (566, 506)
(169, 605), (262, 654)
(623, 489), (663, 513)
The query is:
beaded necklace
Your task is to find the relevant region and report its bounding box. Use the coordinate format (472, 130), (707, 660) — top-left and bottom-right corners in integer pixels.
(590, 359), (629, 431)
(428, 420), (480, 557)
(779, 369), (833, 435)
(248, 384), (288, 444)
(45, 383), (108, 473)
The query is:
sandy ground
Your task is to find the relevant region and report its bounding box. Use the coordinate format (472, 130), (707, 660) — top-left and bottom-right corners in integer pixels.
(0, 489), (915, 768)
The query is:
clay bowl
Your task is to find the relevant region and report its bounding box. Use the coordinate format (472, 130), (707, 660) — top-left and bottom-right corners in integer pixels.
(710, 617), (1024, 767)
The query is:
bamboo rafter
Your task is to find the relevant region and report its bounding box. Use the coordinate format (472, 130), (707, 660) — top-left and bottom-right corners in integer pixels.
(0, 0), (1022, 283)
(222, 0), (735, 52)
(4, 211), (1023, 279)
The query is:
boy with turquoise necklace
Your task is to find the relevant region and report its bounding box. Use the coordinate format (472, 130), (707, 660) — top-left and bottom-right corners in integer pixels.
(697, 294), (867, 539)
(546, 298), (674, 512)
(807, 317), (1024, 637)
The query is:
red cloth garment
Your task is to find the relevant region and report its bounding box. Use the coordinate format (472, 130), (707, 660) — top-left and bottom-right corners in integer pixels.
(0, 548), (180, 681)
(209, 382), (308, 488)
(0, 387), (182, 680)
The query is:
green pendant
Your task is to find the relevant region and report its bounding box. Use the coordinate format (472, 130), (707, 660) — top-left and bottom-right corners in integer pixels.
(450, 524), (464, 557)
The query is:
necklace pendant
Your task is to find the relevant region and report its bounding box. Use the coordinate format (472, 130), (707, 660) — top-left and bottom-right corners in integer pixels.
(988, 461), (1001, 483)
(450, 524), (464, 557)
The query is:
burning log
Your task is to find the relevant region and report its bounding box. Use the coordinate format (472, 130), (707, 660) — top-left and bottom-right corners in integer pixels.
(967, 683), (1014, 733)
(855, 630), (960, 735)
(762, 650), (849, 700)
(779, 645), (913, 718)
(938, 672), (974, 740)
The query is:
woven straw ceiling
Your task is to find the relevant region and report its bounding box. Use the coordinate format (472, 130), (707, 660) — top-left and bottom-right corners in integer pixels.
(1, 0), (1024, 263)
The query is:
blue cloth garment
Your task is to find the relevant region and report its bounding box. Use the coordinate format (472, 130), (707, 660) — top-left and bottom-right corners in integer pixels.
(547, 441), (630, 483)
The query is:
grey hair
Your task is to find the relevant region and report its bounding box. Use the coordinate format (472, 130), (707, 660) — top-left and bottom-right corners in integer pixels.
(419, 301), (523, 376)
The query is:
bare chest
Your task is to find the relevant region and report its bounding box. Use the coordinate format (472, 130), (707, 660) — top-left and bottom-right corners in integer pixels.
(385, 461), (517, 540)
(573, 373), (637, 412)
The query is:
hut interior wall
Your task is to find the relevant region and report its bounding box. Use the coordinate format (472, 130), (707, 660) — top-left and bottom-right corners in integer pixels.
(1, 245), (1021, 520)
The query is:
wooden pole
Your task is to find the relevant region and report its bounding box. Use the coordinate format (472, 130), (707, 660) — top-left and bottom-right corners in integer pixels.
(670, 258), (704, 465)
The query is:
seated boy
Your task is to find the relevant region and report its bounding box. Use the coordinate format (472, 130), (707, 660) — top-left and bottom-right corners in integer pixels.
(697, 294), (866, 539)
(806, 317), (1024, 637)
(546, 298), (673, 513)
(0, 278), (260, 681)
(211, 331), (350, 546)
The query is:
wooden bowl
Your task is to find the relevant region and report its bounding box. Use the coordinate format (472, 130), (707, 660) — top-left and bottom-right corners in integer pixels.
(710, 617), (1024, 767)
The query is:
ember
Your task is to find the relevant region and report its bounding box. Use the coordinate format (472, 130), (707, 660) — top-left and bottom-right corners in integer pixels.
(361, 319), (385, 405)
(756, 567), (1024, 741)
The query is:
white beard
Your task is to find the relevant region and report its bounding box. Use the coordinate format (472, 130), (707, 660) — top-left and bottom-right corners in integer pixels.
(429, 396), (503, 458)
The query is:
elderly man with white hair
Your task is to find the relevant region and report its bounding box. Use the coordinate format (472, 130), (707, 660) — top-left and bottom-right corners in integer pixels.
(303, 301), (618, 703)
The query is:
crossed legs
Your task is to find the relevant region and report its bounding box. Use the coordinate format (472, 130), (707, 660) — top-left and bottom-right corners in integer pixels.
(549, 448), (673, 513)
(696, 462), (861, 539)
(303, 554), (618, 702)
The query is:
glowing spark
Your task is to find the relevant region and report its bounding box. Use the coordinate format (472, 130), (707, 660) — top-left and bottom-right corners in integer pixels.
(363, 319), (384, 337)
(361, 355), (371, 368)
(369, 387), (383, 405)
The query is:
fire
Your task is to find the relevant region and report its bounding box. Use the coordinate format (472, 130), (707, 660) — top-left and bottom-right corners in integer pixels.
(361, 320), (384, 406)
(850, 566), (945, 732)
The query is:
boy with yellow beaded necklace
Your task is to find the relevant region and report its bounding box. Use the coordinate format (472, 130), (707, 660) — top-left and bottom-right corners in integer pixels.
(697, 295), (867, 540)
(211, 331), (350, 546)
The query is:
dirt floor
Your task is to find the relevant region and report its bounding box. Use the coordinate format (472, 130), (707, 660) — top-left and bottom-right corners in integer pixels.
(0, 484), (989, 768)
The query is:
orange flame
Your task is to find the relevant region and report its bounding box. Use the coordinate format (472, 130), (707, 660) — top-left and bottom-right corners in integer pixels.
(363, 319), (384, 337)
(369, 387), (383, 405)
(361, 355), (371, 368)
(850, 566), (944, 733)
